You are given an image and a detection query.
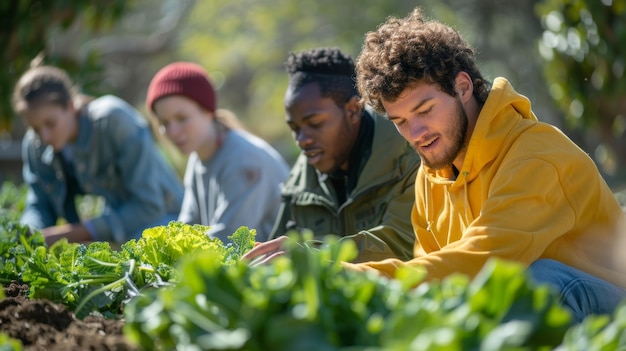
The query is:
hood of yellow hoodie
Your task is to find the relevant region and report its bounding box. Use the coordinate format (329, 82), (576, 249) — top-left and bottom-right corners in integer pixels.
(424, 77), (538, 187)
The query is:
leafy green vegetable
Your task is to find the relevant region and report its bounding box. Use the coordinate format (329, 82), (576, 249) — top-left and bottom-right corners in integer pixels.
(4, 209), (626, 350)
(0, 217), (43, 284)
(555, 302), (626, 350)
(8, 221), (256, 318)
(225, 226), (258, 264)
(123, 232), (576, 351)
(0, 182), (27, 223)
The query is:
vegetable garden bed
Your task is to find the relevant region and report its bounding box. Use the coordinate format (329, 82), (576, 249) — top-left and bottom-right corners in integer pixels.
(1, 281), (135, 350)
(1, 180), (626, 350)
(0, 218), (256, 350)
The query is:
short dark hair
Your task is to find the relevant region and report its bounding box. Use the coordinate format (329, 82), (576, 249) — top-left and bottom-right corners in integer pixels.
(356, 7), (490, 114)
(284, 47), (358, 107)
(12, 65), (77, 115)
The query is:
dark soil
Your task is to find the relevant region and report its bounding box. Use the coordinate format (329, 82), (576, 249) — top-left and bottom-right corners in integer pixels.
(1, 281), (138, 351)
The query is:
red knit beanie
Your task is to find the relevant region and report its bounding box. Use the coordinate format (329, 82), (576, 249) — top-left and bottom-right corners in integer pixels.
(146, 61), (216, 113)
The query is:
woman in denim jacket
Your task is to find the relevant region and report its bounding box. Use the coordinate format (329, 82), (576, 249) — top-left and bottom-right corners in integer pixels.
(13, 65), (184, 246)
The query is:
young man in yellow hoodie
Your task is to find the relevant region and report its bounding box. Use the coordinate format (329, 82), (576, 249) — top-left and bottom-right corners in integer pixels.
(245, 7), (626, 322)
(348, 7), (626, 322)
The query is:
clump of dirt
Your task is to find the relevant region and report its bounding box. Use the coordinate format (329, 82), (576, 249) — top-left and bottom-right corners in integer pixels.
(3, 281), (28, 300)
(0, 281), (138, 351)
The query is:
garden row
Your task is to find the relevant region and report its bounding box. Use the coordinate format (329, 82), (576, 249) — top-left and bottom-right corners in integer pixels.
(1, 216), (626, 350)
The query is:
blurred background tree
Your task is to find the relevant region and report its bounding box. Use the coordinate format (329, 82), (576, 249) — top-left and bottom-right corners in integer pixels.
(536, 0), (626, 187)
(1, 0), (624, 190)
(0, 0), (193, 180)
(1, 0), (133, 133)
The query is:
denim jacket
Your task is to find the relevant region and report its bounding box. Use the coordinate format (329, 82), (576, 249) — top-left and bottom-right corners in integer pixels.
(21, 95), (183, 243)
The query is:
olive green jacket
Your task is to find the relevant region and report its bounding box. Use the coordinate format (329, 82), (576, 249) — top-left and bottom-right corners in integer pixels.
(269, 111), (420, 262)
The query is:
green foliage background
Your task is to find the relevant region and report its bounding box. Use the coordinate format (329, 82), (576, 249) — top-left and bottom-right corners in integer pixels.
(1, 0), (624, 188)
(536, 0), (626, 183)
(0, 0), (132, 130)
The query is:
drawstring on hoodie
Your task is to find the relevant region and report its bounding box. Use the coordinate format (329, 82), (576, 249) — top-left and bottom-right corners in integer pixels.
(424, 172), (441, 248)
(423, 170), (472, 249)
(424, 171), (433, 233)
(463, 171), (470, 226)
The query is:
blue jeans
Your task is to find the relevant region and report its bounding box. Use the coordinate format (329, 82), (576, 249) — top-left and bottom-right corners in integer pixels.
(528, 259), (626, 323)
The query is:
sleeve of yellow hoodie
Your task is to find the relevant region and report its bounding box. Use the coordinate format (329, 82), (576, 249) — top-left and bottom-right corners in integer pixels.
(343, 124), (622, 282)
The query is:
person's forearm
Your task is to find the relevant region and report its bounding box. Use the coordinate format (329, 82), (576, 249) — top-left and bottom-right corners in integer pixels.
(41, 223), (93, 246)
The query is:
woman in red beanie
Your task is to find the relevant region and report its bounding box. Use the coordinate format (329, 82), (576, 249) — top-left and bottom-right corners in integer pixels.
(147, 62), (290, 243)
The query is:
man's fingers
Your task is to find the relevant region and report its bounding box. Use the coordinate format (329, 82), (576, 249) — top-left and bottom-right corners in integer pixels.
(248, 253), (269, 266)
(250, 251), (286, 267)
(241, 242), (277, 260)
(242, 236), (288, 260)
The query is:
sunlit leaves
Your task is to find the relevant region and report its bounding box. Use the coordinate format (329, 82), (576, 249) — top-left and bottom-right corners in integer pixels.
(124, 240), (582, 350)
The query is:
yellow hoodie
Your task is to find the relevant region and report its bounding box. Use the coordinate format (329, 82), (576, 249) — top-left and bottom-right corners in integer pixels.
(346, 78), (626, 289)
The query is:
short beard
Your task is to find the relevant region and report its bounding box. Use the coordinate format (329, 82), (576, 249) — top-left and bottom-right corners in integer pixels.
(419, 97), (469, 170)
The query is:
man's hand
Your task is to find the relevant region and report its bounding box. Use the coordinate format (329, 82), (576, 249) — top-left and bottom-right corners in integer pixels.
(242, 236), (291, 266)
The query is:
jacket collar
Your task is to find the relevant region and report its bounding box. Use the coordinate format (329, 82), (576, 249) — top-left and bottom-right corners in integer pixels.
(327, 109), (375, 201)
(283, 106), (414, 199)
(72, 106), (94, 150)
(354, 107), (413, 191)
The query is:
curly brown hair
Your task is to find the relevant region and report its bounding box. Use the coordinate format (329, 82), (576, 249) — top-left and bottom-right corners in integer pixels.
(356, 7), (490, 114)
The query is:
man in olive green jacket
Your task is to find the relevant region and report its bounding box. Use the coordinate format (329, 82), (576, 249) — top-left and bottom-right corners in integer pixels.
(267, 47), (420, 262)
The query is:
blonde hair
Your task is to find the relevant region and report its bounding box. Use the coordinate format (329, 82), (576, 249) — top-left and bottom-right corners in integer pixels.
(215, 108), (245, 131)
